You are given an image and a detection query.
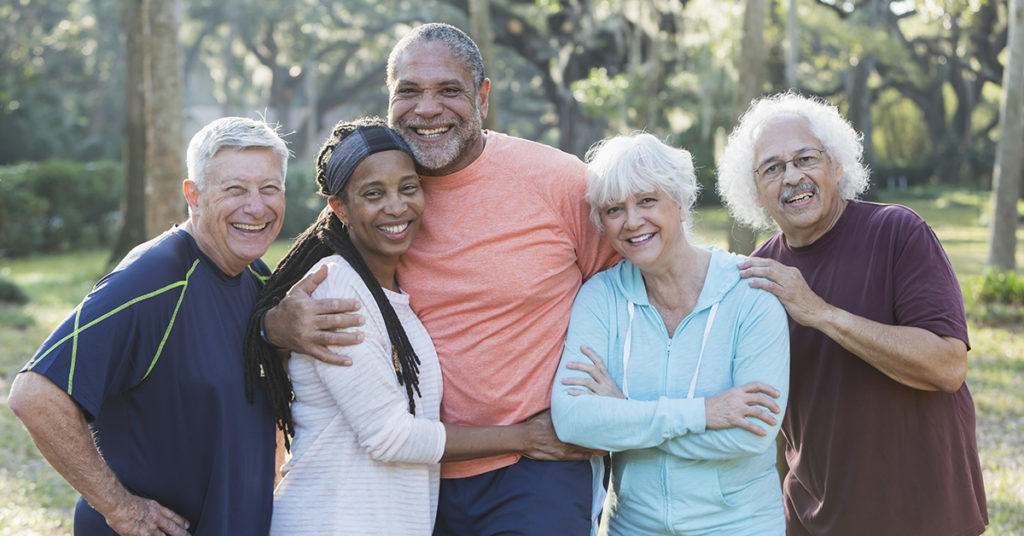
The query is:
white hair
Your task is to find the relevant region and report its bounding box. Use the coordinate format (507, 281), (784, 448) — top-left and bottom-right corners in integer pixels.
(716, 92), (870, 230)
(185, 117), (290, 190)
(585, 132), (700, 234)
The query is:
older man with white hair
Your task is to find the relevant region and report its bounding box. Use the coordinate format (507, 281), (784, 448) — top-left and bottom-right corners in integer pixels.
(717, 92), (987, 536)
(9, 117), (288, 535)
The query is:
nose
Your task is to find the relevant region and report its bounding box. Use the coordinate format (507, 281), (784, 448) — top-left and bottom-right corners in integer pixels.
(414, 91), (443, 118)
(781, 161), (803, 185)
(243, 190), (268, 215)
(382, 192), (406, 216)
(623, 206), (643, 230)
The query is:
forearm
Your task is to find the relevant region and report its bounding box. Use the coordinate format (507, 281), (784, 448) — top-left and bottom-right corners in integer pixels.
(812, 305), (967, 392)
(552, 392), (703, 452)
(656, 412), (781, 460)
(9, 373), (131, 516)
(440, 423), (526, 462)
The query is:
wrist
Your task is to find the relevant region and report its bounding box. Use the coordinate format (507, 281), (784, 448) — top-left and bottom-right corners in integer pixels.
(259, 310), (286, 351)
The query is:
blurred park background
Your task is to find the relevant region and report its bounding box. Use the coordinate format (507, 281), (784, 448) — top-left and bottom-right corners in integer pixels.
(1, 0), (1022, 534)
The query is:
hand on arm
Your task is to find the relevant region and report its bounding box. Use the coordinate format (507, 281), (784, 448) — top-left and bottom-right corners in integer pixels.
(738, 257), (967, 392)
(561, 346), (625, 399)
(441, 409), (600, 463)
(8, 372), (190, 536)
(263, 264), (365, 366)
(704, 382), (781, 437)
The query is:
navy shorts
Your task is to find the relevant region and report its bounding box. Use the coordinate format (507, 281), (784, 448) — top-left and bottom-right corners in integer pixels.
(434, 457), (600, 536)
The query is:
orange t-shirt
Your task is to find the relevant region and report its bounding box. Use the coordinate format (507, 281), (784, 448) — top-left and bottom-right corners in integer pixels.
(398, 132), (618, 478)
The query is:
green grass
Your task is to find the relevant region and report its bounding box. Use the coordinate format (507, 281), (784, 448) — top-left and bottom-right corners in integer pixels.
(1, 188), (1022, 534)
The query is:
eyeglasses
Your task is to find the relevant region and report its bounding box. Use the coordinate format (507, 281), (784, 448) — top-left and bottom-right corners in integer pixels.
(754, 148), (826, 183)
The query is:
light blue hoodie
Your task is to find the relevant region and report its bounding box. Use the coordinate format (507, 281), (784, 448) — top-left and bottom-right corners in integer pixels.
(552, 247), (789, 536)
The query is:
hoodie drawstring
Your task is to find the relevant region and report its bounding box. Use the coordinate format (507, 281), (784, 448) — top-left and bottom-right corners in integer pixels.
(621, 301), (719, 400)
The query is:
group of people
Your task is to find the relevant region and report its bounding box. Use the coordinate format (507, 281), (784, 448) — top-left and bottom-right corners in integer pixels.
(9, 21), (987, 536)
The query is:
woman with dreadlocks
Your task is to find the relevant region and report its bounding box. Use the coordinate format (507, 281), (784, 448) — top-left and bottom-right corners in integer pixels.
(246, 118), (549, 534)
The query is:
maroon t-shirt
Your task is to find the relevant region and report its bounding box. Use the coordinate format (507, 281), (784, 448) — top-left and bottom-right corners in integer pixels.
(755, 200), (987, 536)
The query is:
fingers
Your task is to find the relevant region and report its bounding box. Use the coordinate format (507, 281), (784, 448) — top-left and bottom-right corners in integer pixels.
(739, 381), (782, 399)
(309, 299), (363, 319)
(579, 346), (608, 370)
(155, 503), (190, 536)
(307, 348), (353, 367)
(290, 264), (329, 297)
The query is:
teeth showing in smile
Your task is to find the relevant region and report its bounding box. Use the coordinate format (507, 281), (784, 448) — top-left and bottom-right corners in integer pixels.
(416, 126), (450, 137)
(627, 233), (654, 244)
(786, 192), (813, 204)
(379, 223), (410, 234)
(233, 223), (266, 231)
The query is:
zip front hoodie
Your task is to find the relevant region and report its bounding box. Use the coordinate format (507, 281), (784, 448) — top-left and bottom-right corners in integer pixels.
(552, 247), (789, 536)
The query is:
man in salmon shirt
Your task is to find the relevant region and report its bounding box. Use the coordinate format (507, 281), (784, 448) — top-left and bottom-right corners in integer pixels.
(262, 23), (618, 536)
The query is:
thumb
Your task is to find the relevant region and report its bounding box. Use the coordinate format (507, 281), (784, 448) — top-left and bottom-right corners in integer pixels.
(289, 264), (328, 297)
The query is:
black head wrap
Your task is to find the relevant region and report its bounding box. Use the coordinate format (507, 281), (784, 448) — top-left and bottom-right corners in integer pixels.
(324, 125), (415, 196)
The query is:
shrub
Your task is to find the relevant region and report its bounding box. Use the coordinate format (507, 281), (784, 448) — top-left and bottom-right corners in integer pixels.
(963, 269), (1024, 324)
(0, 160), (123, 257)
(0, 275), (28, 305)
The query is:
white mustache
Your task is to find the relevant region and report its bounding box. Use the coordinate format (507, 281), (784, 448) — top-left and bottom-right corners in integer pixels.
(779, 181), (819, 203)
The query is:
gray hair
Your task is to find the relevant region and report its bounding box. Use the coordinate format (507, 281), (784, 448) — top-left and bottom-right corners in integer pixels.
(585, 132), (700, 234)
(185, 117), (290, 190)
(716, 92), (870, 230)
(386, 23), (485, 92)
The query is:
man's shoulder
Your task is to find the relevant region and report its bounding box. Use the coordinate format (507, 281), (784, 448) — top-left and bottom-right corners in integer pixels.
(100, 229), (199, 295)
(849, 200), (926, 229)
(487, 131), (583, 169)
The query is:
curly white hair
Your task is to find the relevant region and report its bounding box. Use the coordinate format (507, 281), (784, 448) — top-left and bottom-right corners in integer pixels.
(716, 92), (870, 230)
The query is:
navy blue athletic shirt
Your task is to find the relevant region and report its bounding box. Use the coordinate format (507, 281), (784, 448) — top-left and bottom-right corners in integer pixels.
(25, 227), (275, 535)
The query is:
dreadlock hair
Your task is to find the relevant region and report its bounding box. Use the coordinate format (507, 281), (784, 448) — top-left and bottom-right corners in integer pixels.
(244, 116), (423, 450)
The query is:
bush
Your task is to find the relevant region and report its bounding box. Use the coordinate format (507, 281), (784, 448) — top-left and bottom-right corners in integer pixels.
(0, 275), (28, 305)
(0, 160), (123, 257)
(963, 269), (1024, 324)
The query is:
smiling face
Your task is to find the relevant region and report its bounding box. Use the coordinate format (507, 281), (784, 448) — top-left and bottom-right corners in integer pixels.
(387, 41), (489, 176)
(330, 150), (424, 289)
(599, 190), (686, 272)
(183, 146), (284, 276)
(753, 116), (846, 247)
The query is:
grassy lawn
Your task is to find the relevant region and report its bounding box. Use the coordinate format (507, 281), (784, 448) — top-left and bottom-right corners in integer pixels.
(1, 188), (1021, 534)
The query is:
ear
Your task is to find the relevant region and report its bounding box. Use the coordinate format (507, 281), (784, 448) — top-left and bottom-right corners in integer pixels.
(477, 78), (490, 120)
(327, 195), (349, 226)
(183, 179), (199, 212)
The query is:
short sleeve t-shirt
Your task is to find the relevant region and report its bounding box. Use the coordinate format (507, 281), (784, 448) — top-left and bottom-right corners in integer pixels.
(24, 228), (275, 535)
(754, 201), (987, 536)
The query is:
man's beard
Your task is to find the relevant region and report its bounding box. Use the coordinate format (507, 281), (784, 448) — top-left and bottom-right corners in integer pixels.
(401, 108), (482, 175)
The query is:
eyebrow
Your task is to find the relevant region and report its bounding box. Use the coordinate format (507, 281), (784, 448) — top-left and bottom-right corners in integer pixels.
(395, 78), (468, 89)
(755, 145), (818, 168)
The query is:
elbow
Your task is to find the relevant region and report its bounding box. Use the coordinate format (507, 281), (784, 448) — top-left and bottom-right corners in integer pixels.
(936, 341), (968, 393)
(937, 365), (967, 393)
(8, 373), (43, 424)
(550, 395), (584, 445)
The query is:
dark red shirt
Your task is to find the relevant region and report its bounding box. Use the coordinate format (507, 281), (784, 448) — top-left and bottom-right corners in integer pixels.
(755, 200), (987, 536)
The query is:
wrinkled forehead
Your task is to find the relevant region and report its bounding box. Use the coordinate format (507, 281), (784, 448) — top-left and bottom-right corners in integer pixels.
(391, 41), (475, 89)
(752, 115), (822, 164)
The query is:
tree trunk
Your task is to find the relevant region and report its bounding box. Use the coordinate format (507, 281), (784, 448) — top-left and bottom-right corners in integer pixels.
(111, 0), (148, 262)
(988, 0), (1024, 271)
(785, 0), (797, 89)
(846, 55), (877, 171)
(144, 0), (185, 236)
(469, 0), (500, 131)
(727, 0), (766, 255)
